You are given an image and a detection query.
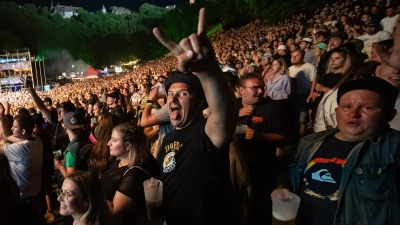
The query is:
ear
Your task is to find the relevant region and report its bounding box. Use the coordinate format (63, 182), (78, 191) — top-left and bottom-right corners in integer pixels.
(125, 142), (131, 150)
(21, 129), (26, 136)
(239, 87), (245, 95)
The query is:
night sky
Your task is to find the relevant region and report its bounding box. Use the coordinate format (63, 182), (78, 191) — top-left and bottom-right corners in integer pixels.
(0, 0), (189, 11)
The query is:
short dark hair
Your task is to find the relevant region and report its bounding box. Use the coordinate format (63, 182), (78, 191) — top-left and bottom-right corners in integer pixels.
(239, 73), (263, 87)
(59, 101), (76, 113)
(14, 114), (35, 136)
(292, 49), (305, 58)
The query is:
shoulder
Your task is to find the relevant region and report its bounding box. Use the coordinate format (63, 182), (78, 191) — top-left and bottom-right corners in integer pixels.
(303, 63), (316, 68)
(300, 129), (337, 145)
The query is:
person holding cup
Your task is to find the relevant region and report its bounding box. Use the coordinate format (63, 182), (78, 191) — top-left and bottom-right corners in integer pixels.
(100, 122), (160, 225)
(273, 77), (400, 225)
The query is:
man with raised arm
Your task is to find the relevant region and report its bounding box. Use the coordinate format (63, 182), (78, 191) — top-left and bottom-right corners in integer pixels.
(153, 8), (238, 225)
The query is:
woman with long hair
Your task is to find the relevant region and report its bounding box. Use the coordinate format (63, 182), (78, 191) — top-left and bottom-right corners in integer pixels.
(89, 101), (108, 143)
(88, 112), (115, 176)
(57, 171), (113, 225)
(313, 49), (354, 132)
(100, 123), (160, 225)
(266, 58), (292, 100)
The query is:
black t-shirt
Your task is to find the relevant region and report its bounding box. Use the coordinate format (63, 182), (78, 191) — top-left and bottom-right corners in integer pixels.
(100, 155), (160, 225)
(109, 105), (127, 124)
(236, 98), (294, 185)
(296, 134), (360, 225)
(236, 98), (293, 161)
(158, 119), (231, 225)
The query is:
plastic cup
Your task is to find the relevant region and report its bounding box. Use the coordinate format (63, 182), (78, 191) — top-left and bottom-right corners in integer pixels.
(143, 178), (163, 220)
(271, 192), (300, 225)
(151, 82), (166, 98)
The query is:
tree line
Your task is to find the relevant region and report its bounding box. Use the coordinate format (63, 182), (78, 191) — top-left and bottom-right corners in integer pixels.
(0, 0), (318, 68)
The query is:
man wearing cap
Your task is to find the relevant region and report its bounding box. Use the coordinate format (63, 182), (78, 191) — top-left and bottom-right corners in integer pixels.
(272, 77), (400, 225)
(358, 22), (392, 58)
(54, 112), (91, 179)
(276, 45), (292, 67)
(153, 8), (238, 224)
(299, 38), (315, 63)
(107, 91), (125, 124)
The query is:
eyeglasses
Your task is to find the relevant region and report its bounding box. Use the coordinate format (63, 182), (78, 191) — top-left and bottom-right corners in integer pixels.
(57, 189), (76, 201)
(243, 86), (264, 91)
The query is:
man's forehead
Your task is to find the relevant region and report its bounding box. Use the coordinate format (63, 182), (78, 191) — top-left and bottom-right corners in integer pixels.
(168, 82), (190, 91)
(245, 78), (263, 85)
(340, 89), (381, 101)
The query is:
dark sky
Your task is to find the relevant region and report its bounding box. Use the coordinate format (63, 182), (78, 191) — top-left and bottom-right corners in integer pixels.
(0, 0), (189, 11)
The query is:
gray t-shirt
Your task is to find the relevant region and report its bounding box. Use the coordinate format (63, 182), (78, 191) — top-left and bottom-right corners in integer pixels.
(153, 103), (174, 160)
(4, 137), (43, 198)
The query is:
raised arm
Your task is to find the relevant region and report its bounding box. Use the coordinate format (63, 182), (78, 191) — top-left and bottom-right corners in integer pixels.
(153, 8), (238, 148)
(140, 86), (166, 127)
(28, 87), (53, 124)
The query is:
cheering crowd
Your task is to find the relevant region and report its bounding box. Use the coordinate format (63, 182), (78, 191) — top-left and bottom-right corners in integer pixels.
(1, 0), (400, 225)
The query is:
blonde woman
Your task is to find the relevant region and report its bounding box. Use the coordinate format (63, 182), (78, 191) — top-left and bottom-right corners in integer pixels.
(313, 49), (354, 132)
(100, 123), (160, 225)
(266, 58), (292, 100)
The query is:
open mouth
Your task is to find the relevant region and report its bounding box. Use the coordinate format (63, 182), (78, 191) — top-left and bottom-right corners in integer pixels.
(170, 105), (182, 120)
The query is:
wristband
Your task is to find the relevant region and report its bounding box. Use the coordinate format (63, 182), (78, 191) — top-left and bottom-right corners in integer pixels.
(146, 100), (153, 104)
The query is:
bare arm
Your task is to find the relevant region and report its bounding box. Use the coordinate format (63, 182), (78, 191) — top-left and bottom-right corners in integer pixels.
(107, 191), (134, 218)
(153, 8), (238, 148)
(140, 86), (163, 127)
(0, 103), (12, 139)
(28, 88), (53, 124)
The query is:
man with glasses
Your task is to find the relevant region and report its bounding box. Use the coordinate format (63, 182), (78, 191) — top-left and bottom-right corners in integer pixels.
(235, 73), (295, 225)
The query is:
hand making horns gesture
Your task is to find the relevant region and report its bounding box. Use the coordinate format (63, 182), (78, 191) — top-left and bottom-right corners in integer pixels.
(152, 8), (218, 73)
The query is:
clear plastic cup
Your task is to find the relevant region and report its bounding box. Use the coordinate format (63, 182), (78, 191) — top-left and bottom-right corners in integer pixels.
(143, 178), (163, 220)
(271, 192), (300, 225)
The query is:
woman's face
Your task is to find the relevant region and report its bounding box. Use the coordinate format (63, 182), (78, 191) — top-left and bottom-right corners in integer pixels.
(108, 130), (127, 158)
(93, 105), (101, 117)
(314, 48), (324, 57)
(87, 104), (93, 115)
(271, 60), (282, 74)
(58, 179), (87, 217)
(329, 52), (346, 70)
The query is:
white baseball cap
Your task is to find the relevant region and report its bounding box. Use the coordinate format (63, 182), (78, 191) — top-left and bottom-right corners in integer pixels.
(277, 45), (287, 51)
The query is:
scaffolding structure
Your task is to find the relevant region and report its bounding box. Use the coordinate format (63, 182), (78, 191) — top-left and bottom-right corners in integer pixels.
(0, 50), (33, 93)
